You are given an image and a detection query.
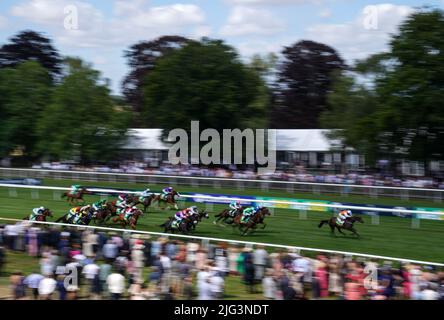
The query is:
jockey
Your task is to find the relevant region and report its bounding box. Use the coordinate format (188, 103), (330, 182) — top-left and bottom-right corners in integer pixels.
(92, 199), (107, 211)
(336, 209), (352, 226)
(229, 201), (242, 217)
(30, 206), (46, 221)
(74, 205), (92, 223)
(241, 206), (260, 223)
(161, 186), (174, 199)
(123, 206), (137, 221)
(67, 207), (82, 223)
(116, 194), (129, 214)
(173, 206), (196, 226)
(138, 188), (152, 200)
(91, 199), (107, 217)
(70, 184), (82, 195)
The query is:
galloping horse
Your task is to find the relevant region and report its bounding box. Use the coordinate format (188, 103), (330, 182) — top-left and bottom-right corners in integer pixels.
(153, 191), (180, 210)
(93, 202), (117, 224)
(231, 207), (271, 236)
(318, 216), (364, 237)
(160, 210), (208, 234)
(113, 208), (144, 230)
(187, 210), (209, 232)
(134, 194), (156, 213)
(214, 207), (244, 225)
(62, 188), (91, 205)
(24, 209), (53, 222)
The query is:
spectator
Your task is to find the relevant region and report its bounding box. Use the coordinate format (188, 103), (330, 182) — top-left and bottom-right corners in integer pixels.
(262, 270), (277, 300)
(82, 259), (100, 297)
(56, 275), (67, 300)
(198, 275), (213, 300)
(10, 271), (26, 300)
(210, 272), (225, 299)
(24, 271), (44, 299)
(107, 270), (125, 300)
(38, 274), (57, 300)
(103, 240), (118, 261)
(253, 246), (268, 282)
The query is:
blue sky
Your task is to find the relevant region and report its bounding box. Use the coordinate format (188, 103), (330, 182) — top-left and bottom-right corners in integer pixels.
(0, 0), (442, 94)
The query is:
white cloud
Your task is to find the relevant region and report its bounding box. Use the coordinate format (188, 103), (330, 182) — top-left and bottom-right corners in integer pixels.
(11, 0), (104, 31)
(10, 0), (208, 48)
(306, 4), (414, 62)
(318, 8), (332, 18)
(225, 0), (320, 5)
(220, 6), (285, 36)
(0, 15), (8, 29)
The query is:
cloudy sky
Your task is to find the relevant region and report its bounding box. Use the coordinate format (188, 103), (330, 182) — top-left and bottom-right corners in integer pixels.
(0, 0), (442, 94)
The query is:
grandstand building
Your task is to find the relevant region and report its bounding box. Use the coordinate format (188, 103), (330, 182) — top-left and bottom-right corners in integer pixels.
(122, 129), (364, 171)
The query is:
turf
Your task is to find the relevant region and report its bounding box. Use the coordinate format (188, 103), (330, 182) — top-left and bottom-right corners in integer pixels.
(39, 178), (443, 208)
(0, 180), (443, 263)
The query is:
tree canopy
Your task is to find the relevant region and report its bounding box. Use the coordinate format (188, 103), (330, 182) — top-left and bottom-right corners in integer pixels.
(36, 58), (130, 163)
(122, 35), (191, 125)
(272, 40), (346, 129)
(0, 30), (62, 82)
(321, 9), (444, 169)
(141, 38), (270, 132)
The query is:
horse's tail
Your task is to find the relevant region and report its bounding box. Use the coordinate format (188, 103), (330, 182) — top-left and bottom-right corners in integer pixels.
(318, 220), (328, 228)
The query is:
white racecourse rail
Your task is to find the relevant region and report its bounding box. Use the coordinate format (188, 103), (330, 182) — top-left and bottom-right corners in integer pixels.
(0, 167), (443, 202)
(0, 217), (442, 267)
(0, 183), (443, 217)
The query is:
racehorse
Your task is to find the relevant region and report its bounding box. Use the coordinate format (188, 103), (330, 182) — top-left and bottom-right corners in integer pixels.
(213, 207), (244, 225)
(92, 202), (117, 224)
(153, 191), (180, 210)
(56, 208), (89, 225)
(61, 188), (91, 205)
(23, 209), (53, 222)
(134, 194), (156, 213)
(187, 210), (209, 232)
(318, 216), (364, 237)
(159, 210), (208, 234)
(231, 207), (271, 236)
(112, 208), (144, 230)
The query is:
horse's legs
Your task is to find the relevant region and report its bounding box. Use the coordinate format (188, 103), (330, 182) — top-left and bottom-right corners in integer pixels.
(337, 227), (346, 235)
(350, 227), (360, 238)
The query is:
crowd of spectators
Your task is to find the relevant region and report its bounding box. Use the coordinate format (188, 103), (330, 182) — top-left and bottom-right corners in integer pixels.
(0, 221), (443, 300)
(32, 162), (444, 189)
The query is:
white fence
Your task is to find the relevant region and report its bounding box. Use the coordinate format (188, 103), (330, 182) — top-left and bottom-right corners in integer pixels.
(0, 217), (442, 267)
(0, 183), (443, 229)
(1, 167), (443, 202)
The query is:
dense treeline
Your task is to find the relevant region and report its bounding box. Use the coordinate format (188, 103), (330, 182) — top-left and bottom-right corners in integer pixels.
(0, 9), (443, 168)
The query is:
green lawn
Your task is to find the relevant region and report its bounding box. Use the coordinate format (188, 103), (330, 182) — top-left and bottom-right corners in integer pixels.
(0, 179), (443, 263)
(39, 177), (443, 208)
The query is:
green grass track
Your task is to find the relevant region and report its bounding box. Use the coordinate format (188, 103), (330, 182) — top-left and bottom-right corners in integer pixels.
(0, 178), (443, 263)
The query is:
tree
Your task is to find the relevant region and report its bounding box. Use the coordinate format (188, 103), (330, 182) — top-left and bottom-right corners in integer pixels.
(36, 58), (130, 163)
(122, 35), (191, 125)
(271, 40), (346, 129)
(141, 38), (269, 132)
(0, 30), (62, 82)
(0, 61), (52, 159)
(322, 9), (444, 171)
